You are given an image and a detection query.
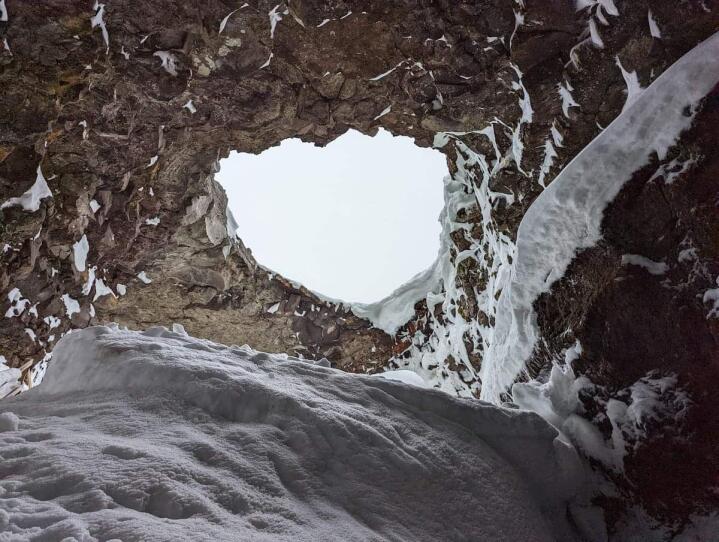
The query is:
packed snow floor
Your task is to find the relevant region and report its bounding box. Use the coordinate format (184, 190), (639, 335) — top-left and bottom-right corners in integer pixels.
(0, 326), (597, 541)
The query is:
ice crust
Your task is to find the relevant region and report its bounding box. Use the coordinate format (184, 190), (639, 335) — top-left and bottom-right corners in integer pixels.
(0, 326), (593, 541)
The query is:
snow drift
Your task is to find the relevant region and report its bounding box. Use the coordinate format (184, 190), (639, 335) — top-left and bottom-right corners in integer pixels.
(0, 326), (598, 541)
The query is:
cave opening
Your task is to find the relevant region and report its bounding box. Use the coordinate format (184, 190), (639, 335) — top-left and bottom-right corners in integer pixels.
(217, 128), (448, 304)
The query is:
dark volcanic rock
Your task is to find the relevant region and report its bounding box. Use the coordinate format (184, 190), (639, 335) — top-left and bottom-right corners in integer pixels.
(1, 0), (718, 531)
(537, 87), (719, 524)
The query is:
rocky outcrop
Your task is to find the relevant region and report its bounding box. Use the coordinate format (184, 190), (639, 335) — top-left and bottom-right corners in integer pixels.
(537, 87), (719, 524)
(1, 0), (718, 532)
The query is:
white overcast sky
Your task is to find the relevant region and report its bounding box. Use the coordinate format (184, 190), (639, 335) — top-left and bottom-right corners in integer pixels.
(216, 128), (447, 303)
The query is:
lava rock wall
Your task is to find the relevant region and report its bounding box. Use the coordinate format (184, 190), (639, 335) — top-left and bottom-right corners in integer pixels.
(1, 0), (718, 530)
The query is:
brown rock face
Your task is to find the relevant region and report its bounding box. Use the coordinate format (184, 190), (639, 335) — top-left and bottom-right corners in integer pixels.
(537, 87), (719, 524)
(1, 0), (718, 531)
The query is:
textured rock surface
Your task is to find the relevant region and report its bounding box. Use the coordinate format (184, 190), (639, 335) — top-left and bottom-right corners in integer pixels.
(539, 87), (719, 525)
(1, 0), (718, 532)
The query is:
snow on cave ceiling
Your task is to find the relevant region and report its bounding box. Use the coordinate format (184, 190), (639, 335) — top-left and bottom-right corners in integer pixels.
(1, 0), (719, 523)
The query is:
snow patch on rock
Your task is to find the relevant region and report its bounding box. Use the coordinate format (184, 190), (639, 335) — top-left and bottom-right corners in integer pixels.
(702, 277), (719, 318)
(4, 288), (30, 319)
(268, 5), (288, 39)
(61, 294), (80, 317)
(91, 2), (110, 53)
(621, 254), (668, 276)
(615, 56), (645, 113)
(93, 278), (115, 301)
(137, 271), (152, 284)
(154, 51), (178, 76)
(72, 234), (89, 272)
(0, 166), (52, 213)
(559, 81), (580, 118)
(514, 342), (690, 471)
(648, 155), (697, 185)
(647, 10), (662, 39)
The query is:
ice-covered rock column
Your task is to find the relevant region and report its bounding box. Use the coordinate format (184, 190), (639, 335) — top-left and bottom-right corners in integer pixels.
(481, 31), (719, 403)
(503, 29), (719, 525)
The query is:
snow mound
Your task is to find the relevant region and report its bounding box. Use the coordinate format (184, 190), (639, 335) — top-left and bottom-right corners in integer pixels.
(0, 326), (596, 541)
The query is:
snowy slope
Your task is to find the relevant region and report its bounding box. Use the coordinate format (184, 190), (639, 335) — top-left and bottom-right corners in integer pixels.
(0, 326), (597, 541)
(480, 31), (719, 403)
